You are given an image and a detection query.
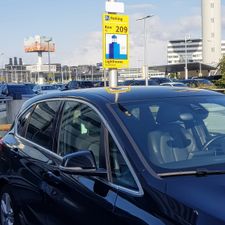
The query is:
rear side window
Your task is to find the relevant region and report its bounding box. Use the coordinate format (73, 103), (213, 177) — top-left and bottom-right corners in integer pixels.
(17, 106), (34, 137)
(26, 101), (61, 149)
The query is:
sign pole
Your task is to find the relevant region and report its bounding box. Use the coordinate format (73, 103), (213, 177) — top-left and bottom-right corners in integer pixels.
(103, 0), (128, 88)
(108, 0), (117, 88)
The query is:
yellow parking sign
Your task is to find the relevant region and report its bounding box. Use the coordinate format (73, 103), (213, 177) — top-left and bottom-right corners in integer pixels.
(102, 13), (129, 69)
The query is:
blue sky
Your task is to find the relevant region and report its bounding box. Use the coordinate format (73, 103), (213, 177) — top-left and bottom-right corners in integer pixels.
(0, 0), (224, 66)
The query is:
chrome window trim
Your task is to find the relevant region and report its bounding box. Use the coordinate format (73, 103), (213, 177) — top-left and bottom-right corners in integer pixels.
(16, 135), (62, 161)
(15, 97), (144, 196)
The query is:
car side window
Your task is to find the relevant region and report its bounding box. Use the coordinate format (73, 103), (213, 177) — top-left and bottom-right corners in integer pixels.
(109, 133), (138, 191)
(58, 101), (101, 167)
(17, 106), (34, 137)
(26, 101), (60, 149)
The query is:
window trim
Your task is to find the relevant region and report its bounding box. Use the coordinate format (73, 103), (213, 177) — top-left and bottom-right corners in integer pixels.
(15, 97), (144, 196)
(16, 104), (35, 138)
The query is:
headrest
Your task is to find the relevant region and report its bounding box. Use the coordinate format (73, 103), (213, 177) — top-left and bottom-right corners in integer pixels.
(189, 104), (208, 120)
(156, 104), (194, 124)
(156, 103), (208, 124)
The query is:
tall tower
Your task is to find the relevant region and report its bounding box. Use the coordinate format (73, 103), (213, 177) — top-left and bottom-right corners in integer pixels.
(202, 0), (221, 65)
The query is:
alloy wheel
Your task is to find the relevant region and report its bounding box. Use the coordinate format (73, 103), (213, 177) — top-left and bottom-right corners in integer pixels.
(1, 193), (14, 225)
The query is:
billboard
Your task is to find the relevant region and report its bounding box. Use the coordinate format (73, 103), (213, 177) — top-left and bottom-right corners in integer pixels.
(102, 13), (129, 69)
(24, 35), (55, 53)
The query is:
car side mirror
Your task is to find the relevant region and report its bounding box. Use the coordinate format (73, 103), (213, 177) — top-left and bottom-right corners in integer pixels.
(59, 150), (107, 177)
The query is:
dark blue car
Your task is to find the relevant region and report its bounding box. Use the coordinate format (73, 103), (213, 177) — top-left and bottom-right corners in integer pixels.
(0, 83), (36, 100)
(0, 86), (225, 225)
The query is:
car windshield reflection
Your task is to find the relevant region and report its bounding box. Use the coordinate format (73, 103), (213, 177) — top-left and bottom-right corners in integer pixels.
(112, 96), (225, 173)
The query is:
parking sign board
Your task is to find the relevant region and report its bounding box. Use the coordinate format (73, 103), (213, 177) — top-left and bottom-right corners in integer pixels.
(102, 13), (129, 69)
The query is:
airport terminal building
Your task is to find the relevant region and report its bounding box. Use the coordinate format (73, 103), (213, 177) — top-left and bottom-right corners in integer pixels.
(167, 39), (225, 65)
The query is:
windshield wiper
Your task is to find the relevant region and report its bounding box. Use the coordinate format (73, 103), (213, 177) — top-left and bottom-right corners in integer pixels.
(159, 169), (225, 178)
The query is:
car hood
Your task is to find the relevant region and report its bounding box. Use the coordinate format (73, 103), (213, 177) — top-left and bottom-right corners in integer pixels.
(165, 174), (225, 224)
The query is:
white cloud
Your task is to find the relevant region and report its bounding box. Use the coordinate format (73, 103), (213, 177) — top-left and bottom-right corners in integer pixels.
(128, 11), (203, 66)
(65, 31), (102, 66)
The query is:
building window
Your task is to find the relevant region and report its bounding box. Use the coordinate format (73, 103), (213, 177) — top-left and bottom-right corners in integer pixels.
(211, 33), (215, 38)
(211, 18), (214, 23)
(211, 47), (215, 53)
(210, 2), (214, 8)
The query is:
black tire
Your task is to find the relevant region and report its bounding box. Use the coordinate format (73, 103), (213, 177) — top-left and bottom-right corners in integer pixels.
(0, 185), (20, 225)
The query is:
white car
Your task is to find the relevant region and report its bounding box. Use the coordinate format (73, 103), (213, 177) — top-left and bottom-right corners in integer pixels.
(160, 82), (187, 87)
(33, 84), (60, 94)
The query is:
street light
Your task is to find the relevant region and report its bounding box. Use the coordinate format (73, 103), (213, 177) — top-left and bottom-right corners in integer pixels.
(45, 38), (52, 82)
(137, 15), (154, 86)
(184, 34), (191, 80)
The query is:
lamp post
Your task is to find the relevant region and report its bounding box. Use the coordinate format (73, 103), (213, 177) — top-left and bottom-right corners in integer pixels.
(61, 67), (64, 83)
(199, 62), (202, 77)
(45, 38), (52, 82)
(184, 34), (191, 80)
(91, 65), (94, 81)
(137, 15), (154, 86)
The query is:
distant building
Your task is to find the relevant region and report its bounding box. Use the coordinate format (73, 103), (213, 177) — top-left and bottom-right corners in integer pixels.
(0, 57), (30, 83)
(167, 39), (225, 65)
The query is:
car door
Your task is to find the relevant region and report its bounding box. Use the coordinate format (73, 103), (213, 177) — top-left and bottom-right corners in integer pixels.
(43, 100), (120, 225)
(4, 100), (62, 225)
(107, 133), (169, 225)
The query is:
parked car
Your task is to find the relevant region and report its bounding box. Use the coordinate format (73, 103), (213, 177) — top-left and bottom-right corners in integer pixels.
(160, 82), (187, 87)
(180, 79), (214, 88)
(63, 80), (94, 90)
(123, 79), (158, 86)
(23, 82), (36, 90)
(53, 83), (65, 90)
(2, 86), (225, 224)
(193, 78), (215, 87)
(92, 80), (109, 87)
(33, 84), (60, 94)
(0, 83), (36, 100)
(150, 77), (172, 84)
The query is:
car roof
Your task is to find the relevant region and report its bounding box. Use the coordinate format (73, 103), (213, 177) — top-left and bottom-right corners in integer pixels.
(20, 86), (223, 112)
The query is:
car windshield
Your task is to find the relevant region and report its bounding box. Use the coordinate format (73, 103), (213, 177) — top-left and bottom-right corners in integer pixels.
(112, 95), (225, 173)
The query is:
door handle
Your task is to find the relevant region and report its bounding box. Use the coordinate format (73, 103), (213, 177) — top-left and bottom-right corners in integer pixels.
(43, 171), (62, 185)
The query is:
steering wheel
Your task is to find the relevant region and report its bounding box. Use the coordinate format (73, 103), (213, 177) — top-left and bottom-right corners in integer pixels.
(202, 134), (225, 151)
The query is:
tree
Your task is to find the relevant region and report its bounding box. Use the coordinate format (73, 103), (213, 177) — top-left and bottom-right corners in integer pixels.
(214, 56), (225, 88)
(219, 55), (225, 76)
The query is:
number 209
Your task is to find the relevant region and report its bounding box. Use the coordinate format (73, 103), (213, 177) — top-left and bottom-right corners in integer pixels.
(116, 26), (128, 33)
